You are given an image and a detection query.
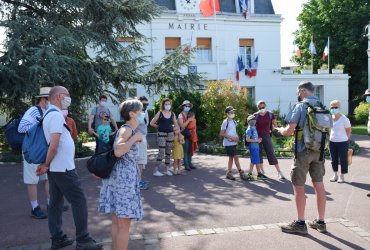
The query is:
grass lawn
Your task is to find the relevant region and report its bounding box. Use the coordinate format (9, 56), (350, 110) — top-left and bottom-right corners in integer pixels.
(352, 125), (369, 135)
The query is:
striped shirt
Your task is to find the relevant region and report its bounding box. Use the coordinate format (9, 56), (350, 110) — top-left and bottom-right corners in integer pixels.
(18, 106), (44, 133)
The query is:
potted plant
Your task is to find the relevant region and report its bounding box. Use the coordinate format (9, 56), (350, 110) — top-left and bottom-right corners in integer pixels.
(318, 64), (329, 74)
(332, 64), (344, 74)
(282, 66), (294, 74)
(300, 65), (312, 74)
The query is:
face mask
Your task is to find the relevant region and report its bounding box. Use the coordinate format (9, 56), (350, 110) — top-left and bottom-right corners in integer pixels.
(249, 121), (256, 126)
(100, 101), (107, 107)
(183, 106), (191, 112)
(330, 108), (339, 115)
(61, 96), (71, 110)
(259, 108), (266, 113)
(46, 101), (50, 109)
(136, 112), (145, 124)
(366, 96), (370, 103)
(164, 104), (171, 111)
(61, 110), (68, 118)
(228, 113), (235, 119)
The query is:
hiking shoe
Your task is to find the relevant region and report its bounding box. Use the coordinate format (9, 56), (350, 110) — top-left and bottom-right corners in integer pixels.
(330, 175), (338, 182)
(257, 172), (268, 180)
(281, 221), (308, 235)
(239, 170), (247, 180)
(337, 175), (344, 183)
(226, 171), (236, 181)
(139, 181), (149, 190)
(153, 171), (164, 177)
(308, 219), (327, 233)
(76, 238), (102, 250)
(51, 234), (74, 250)
(277, 171), (286, 180)
(245, 172), (255, 181)
(31, 206), (47, 219)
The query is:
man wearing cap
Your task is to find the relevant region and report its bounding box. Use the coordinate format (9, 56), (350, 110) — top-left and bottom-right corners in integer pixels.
(276, 81), (328, 234)
(18, 87), (51, 219)
(363, 89), (370, 197)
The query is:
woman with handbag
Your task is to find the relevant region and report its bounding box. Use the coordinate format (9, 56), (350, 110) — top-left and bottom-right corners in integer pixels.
(178, 100), (197, 171)
(98, 99), (144, 250)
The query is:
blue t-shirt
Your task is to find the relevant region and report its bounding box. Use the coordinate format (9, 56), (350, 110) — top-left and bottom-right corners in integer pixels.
(97, 124), (112, 143)
(245, 127), (259, 149)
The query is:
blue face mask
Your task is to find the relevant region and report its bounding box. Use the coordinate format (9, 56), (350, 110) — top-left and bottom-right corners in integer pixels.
(183, 106), (191, 112)
(136, 112), (145, 124)
(249, 121), (256, 126)
(164, 104), (171, 111)
(366, 96), (370, 103)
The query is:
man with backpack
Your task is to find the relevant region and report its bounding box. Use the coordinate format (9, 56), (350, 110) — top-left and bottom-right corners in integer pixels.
(36, 86), (102, 250)
(18, 87), (50, 219)
(277, 81), (331, 235)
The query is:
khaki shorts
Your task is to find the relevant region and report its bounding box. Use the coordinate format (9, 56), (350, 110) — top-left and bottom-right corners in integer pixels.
(291, 149), (325, 186)
(23, 158), (47, 184)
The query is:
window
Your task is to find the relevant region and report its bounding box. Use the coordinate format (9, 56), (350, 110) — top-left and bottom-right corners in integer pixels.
(196, 38), (212, 62)
(239, 39), (254, 67)
(165, 37), (181, 54)
(117, 37), (134, 48)
(315, 85), (323, 102)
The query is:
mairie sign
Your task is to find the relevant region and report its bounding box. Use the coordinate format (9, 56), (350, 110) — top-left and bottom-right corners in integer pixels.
(169, 23), (208, 30)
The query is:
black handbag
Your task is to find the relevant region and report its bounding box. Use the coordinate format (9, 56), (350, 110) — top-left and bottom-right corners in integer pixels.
(181, 127), (191, 139)
(86, 149), (117, 179)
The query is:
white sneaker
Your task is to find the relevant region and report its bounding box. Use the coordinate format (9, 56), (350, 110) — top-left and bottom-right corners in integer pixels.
(153, 171), (164, 177)
(165, 170), (173, 176)
(277, 172), (286, 180)
(330, 175), (338, 182)
(337, 175), (344, 183)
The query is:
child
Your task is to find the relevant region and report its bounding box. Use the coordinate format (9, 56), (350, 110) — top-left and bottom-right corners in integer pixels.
(93, 115), (115, 153)
(220, 106), (247, 180)
(245, 115), (267, 180)
(172, 126), (185, 175)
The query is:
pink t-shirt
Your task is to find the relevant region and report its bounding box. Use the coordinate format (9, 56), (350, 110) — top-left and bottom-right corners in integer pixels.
(255, 112), (275, 135)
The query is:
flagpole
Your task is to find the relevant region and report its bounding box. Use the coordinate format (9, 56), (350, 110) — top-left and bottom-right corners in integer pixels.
(213, 0), (219, 81)
(311, 35), (314, 74)
(328, 36), (330, 71)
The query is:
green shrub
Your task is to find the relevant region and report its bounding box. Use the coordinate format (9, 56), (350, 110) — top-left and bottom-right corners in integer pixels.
(354, 102), (370, 124)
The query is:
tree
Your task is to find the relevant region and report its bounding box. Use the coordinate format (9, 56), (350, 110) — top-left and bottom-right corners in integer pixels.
(0, 0), (202, 119)
(292, 0), (370, 99)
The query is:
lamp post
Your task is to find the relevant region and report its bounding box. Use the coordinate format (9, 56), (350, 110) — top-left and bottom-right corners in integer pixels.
(367, 21), (370, 89)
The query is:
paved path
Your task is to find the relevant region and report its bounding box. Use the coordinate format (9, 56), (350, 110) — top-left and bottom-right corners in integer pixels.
(0, 135), (369, 249)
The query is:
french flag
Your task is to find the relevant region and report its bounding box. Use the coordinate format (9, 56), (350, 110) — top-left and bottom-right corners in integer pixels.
(322, 39), (329, 61)
(247, 56), (258, 77)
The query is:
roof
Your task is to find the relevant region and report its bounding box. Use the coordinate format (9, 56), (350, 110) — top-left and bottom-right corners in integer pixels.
(154, 0), (275, 14)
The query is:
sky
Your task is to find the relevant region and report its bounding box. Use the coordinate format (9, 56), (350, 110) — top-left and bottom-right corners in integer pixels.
(0, 0), (307, 67)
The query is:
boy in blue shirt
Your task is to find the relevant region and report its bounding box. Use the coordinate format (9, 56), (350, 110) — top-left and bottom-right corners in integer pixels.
(93, 116), (115, 153)
(245, 115), (267, 180)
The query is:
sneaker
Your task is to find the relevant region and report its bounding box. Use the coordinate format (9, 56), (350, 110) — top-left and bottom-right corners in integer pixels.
(31, 206), (47, 219)
(277, 172), (286, 180)
(226, 171), (236, 181)
(51, 234), (74, 250)
(337, 175), (344, 183)
(239, 170), (248, 180)
(308, 219), (327, 233)
(330, 174), (338, 182)
(153, 171), (164, 177)
(245, 172), (255, 181)
(139, 181), (149, 190)
(367, 193), (370, 197)
(281, 220), (308, 235)
(164, 170), (173, 176)
(76, 238), (102, 250)
(257, 172), (268, 180)
(190, 165), (197, 169)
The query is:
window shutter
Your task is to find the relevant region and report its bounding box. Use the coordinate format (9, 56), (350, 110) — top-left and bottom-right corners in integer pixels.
(165, 37), (181, 49)
(239, 39), (254, 47)
(197, 38), (211, 49)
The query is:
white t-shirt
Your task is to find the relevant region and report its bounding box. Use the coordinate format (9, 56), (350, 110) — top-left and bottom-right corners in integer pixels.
(43, 105), (75, 172)
(329, 115), (351, 142)
(221, 119), (238, 146)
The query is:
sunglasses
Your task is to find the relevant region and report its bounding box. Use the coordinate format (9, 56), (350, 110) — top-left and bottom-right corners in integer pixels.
(259, 106), (266, 110)
(330, 107), (339, 110)
(142, 103), (149, 106)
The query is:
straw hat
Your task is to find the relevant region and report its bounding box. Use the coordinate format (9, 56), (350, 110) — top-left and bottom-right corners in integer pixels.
(35, 87), (52, 98)
(179, 100), (193, 108)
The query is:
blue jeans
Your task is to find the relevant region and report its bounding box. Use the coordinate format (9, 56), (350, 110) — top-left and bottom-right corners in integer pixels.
(183, 139), (192, 167)
(329, 141), (349, 174)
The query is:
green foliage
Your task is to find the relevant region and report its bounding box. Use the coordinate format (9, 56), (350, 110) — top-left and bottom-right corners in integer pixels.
(292, 0), (370, 98)
(335, 64), (345, 69)
(78, 131), (95, 143)
(351, 125), (368, 135)
(320, 64), (328, 69)
(354, 102), (370, 124)
(74, 139), (94, 158)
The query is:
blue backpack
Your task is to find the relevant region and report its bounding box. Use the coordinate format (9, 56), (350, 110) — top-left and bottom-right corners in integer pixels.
(22, 109), (69, 164)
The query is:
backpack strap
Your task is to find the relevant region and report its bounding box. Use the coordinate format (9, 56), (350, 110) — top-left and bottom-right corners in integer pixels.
(41, 108), (70, 132)
(35, 106), (44, 117)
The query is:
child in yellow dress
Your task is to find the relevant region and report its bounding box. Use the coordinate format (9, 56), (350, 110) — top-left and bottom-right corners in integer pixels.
(172, 126), (185, 175)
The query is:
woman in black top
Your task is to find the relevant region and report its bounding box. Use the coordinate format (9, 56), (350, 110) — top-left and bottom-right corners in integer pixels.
(150, 98), (178, 176)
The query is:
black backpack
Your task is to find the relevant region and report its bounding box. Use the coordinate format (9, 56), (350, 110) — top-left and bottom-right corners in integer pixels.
(4, 106), (43, 151)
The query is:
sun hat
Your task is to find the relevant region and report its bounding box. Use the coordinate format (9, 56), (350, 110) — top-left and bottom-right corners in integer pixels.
(35, 87), (52, 98)
(225, 106), (236, 113)
(247, 115), (256, 122)
(179, 100), (193, 108)
(363, 89), (370, 97)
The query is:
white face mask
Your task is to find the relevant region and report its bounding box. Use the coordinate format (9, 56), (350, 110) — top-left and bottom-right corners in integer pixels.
(228, 113), (235, 119)
(164, 104), (171, 111)
(61, 96), (71, 110)
(100, 101), (107, 107)
(259, 108), (266, 113)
